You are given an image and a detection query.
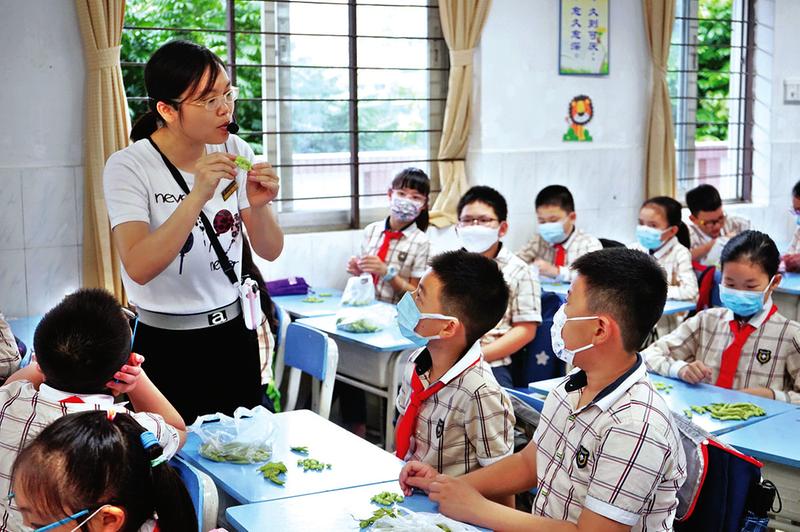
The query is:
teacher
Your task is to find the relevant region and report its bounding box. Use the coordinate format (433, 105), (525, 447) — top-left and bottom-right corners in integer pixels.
(103, 40), (283, 422)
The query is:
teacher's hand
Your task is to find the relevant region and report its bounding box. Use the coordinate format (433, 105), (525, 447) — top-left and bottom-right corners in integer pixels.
(193, 152), (237, 202)
(247, 162), (280, 208)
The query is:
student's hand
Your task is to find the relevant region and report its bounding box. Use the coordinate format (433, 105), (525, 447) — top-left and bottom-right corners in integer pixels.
(739, 387), (775, 399)
(534, 259), (559, 278)
(358, 255), (388, 276)
(784, 254), (800, 273)
(192, 152), (238, 202)
(399, 460), (438, 496)
(346, 256), (363, 276)
(677, 361), (713, 384)
(246, 161), (280, 208)
(407, 473), (490, 525)
(106, 353), (145, 397)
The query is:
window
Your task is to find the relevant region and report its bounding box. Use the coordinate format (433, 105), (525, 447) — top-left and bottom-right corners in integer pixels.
(667, 0), (755, 202)
(122, 0), (448, 232)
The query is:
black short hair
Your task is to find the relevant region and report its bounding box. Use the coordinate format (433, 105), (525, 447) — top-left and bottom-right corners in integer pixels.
(429, 251), (509, 348)
(457, 186), (508, 222)
(572, 248), (667, 352)
(535, 185), (575, 213)
(34, 289), (131, 394)
(720, 230), (780, 278)
(686, 184), (722, 215)
(793, 180), (800, 199)
(642, 196), (692, 249)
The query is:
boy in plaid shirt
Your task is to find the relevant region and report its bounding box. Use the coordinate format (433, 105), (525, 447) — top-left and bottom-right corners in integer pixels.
(394, 251), (515, 477)
(401, 248), (686, 531)
(0, 289), (185, 530)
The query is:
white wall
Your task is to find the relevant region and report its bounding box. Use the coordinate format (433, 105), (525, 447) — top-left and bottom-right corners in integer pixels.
(0, 1), (85, 317)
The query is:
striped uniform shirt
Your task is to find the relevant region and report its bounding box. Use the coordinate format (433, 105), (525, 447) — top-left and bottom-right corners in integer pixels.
(688, 215), (751, 250)
(396, 342), (515, 476)
(787, 226), (800, 255)
(630, 238), (698, 302)
(0, 381), (181, 531)
(360, 218), (431, 304)
(532, 356), (686, 531)
(482, 245), (543, 367)
(643, 299), (800, 404)
(0, 314), (19, 383)
(516, 228), (602, 283)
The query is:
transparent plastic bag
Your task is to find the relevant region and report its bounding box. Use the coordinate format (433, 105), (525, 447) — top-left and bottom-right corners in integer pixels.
(335, 304), (396, 334)
(373, 507), (481, 531)
(341, 273), (375, 307)
(188, 405), (276, 464)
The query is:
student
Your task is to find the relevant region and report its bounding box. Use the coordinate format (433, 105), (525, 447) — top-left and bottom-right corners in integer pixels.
(10, 410), (197, 532)
(395, 250), (515, 476)
(517, 185), (602, 282)
(0, 289), (185, 529)
(686, 184), (751, 266)
(644, 231), (800, 403)
(400, 248), (687, 531)
(782, 180), (800, 272)
(347, 167), (432, 304)
(456, 186), (541, 388)
(0, 310), (20, 383)
(631, 197), (698, 300)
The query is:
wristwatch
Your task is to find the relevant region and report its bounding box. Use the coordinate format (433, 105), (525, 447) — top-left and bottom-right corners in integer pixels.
(383, 265), (399, 282)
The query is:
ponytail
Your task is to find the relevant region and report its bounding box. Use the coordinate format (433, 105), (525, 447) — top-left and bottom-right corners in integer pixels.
(130, 110), (161, 142)
(676, 221), (691, 249)
(147, 453), (198, 531)
(415, 208), (430, 232)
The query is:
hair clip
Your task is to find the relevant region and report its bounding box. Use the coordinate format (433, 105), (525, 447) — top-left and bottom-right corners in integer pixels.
(139, 431), (167, 467)
(106, 410), (117, 422)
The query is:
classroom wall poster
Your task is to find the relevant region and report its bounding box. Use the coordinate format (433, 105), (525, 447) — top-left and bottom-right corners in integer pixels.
(559, 0), (609, 76)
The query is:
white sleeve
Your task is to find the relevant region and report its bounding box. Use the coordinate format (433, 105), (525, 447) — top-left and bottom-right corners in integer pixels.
(103, 150), (152, 229)
(130, 411), (182, 459)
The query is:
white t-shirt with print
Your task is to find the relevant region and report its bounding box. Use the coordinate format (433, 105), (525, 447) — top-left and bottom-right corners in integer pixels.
(104, 135), (253, 314)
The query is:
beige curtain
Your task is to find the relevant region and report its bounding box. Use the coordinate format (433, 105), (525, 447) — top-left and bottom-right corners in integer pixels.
(429, 0), (492, 228)
(76, 0), (128, 301)
(643, 0), (677, 198)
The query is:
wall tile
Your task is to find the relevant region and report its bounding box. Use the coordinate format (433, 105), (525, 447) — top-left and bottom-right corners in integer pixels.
(22, 166), (77, 248)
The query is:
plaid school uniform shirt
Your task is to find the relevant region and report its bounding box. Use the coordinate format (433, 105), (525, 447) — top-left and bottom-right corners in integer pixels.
(360, 218), (431, 304)
(395, 342), (515, 476)
(482, 245), (543, 367)
(643, 299), (800, 404)
(787, 226), (800, 254)
(516, 228), (602, 283)
(532, 356), (686, 531)
(630, 238), (698, 302)
(0, 381), (181, 531)
(688, 215), (751, 249)
(0, 315), (19, 382)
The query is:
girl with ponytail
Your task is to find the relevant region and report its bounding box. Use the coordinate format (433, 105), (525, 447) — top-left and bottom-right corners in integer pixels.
(104, 40), (285, 422)
(10, 410), (197, 531)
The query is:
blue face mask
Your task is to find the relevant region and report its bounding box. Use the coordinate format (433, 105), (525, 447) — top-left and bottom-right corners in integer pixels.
(719, 277), (774, 317)
(538, 220), (567, 244)
(396, 292), (456, 348)
(635, 225), (668, 251)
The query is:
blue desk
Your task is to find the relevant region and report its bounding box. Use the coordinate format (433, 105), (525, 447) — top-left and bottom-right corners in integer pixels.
(540, 282), (695, 316)
(226, 481), (488, 532)
(297, 310), (416, 451)
(178, 410), (402, 506)
(777, 272), (800, 296)
(719, 409), (800, 527)
(272, 288), (343, 318)
(506, 387), (546, 412)
(525, 374), (795, 436)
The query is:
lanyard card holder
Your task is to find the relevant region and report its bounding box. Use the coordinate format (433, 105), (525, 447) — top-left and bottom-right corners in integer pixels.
(239, 277), (263, 330)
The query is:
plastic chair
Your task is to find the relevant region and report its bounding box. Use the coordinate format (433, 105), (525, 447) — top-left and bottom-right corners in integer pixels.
(272, 305), (291, 389)
(283, 322), (339, 419)
(510, 291), (565, 387)
(169, 455), (219, 532)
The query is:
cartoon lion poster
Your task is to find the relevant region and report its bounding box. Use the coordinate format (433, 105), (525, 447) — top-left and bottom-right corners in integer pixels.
(563, 95), (593, 142)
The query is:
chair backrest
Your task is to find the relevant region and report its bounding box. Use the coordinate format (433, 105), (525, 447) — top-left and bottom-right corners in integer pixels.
(283, 322), (339, 419)
(511, 291), (565, 387)
(272, 305), (291, 388)
(169, 455), (218, 532)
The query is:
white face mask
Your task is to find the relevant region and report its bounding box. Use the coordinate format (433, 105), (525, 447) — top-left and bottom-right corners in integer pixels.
(457, 225), (500, 253)
(550, 305), (598, 366)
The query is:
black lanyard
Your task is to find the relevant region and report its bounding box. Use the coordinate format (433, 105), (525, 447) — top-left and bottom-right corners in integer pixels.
(147, 137), (239, 286)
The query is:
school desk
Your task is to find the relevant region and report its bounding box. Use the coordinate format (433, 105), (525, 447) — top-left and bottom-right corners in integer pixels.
(226, 481), (489, 532)
(178, 409), (403, 507)
(272, 288), (343, 318)
(523, 373), (796, 436)
(296, 311), (416, 452)
(540, 282), (697, 315)
(720, 409), (800, 529)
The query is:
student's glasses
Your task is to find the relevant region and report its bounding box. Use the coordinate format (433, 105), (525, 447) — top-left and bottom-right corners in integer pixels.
(458, 216), (499, 227)
(173, 86), (239, 112)
(696, 213), (726, 227)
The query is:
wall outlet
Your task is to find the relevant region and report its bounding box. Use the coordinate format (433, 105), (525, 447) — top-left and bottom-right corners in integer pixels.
(784, 79), (800, 104)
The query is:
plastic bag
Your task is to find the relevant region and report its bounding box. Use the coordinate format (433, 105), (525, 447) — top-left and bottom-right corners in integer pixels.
(188, 405), (276, 464)
(372, 507), (481, 531)
(341, 273), (375, 307)
(335, 304), (396, 334)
